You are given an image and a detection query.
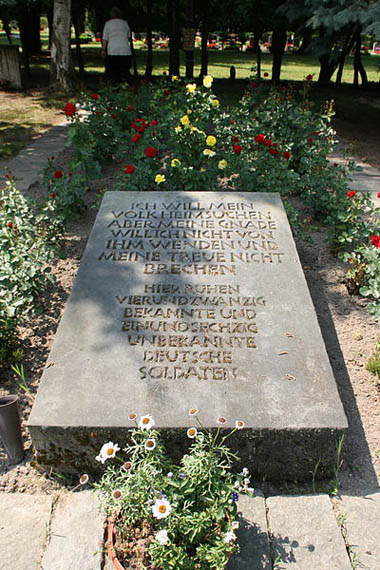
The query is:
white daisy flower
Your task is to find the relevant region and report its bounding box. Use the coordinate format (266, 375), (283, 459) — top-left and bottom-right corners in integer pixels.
(122, 461), (132, 472)
(128, 413), (137, 421)
(145, 438), (156, 451)
(113, 489), (122, 500)
(155, 529), (170, 545)
(232, 521), (239, 530)
(79, 474), (89, 485)
(224, 530), (237, 543)
(188, 408), (199, 416)
(187, 427), (197, 439)
(99, 442), (120, 461)
(241, 467), (249, 476)
(95, 454), (106, 464)
(152, 498), (172, 519)
(235, 420), (245, 430)
(138, 415), (155, 430)
(217, 417), (227, 425)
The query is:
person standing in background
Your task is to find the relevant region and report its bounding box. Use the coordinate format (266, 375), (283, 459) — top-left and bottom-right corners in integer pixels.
(102, 7), (132, 84)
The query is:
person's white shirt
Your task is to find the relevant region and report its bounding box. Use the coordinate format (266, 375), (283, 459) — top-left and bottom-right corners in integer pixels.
(102, 18), (131, 56)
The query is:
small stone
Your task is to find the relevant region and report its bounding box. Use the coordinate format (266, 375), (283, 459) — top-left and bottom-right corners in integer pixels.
(354, 333), (363, 340)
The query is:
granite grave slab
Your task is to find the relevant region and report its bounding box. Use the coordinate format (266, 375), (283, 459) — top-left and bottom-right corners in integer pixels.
(28, 191), (347, 478)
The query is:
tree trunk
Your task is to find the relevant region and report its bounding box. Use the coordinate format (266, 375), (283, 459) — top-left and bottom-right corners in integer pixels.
(73, 11), (85, 79)
(168, 0), (180, 77)
(50, 0), (73, 90)
(18, 1), (41, 54)
(145, 0), (153, 79)
(253, 28), (262, 78)
(296, 27), (312, 55)
(271, 26), (286, 84)
(353, 29), (367, 87)
(47, 7), (53, 50)
(200, 0), (209, 78)
(2, 18), (12, 44)
(130, 33), (138, 77)
(336, 31), (355, 86)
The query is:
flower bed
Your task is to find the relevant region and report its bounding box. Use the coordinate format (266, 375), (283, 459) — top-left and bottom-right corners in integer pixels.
(94, 411), (251, 570)
(60, 76), (379, 317)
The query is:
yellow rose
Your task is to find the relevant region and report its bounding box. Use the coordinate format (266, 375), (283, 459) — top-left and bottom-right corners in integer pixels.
(218, 159), (227, 170)
(203, 75), (213, 88)
(175, 125), (182, 133)
(186, 109), (192, 115)
(172, 75), (179, 81)
(203, 149), (215, 157)
(206, 135), (216, 147)
(171, 158), (181, 167)
(186, 83), (197, 93)
(212, 99), (220, 108)
(155, 174), (166, 184)
(180, 115), (190, 127)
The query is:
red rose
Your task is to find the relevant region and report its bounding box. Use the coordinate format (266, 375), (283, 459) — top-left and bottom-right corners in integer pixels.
(49, 192), (56, 199)
(377, 192), (380, 198)
(132, 133), (141, 143)
(334, 163), (338, 167)
(7, 222), (12, 228)
(252, 81), (258, 88)
(150, 119), (158, 126)
(145, 146), (158, 157)
(233, 144), (242, 155)
(264, 72), (269, 77)
(127, 105), (134, 111)
(232, 136), (239, 142)
(111, 114), (117, 119)
(132, 118), (147, 133)
(53, 170), (63, 179)
(269, 148), (279, 155)
(91, 93), (99, 100)
(306, 74), (313, 81)
(370, 235), (380, 248)
(314, 131), (320, 136)
(254, 134), (265, 144)
(283, 151), (290, 160)
(64, 102), (76, 117)
(124, 165), (135, 174)
(308, 138), (314, 143)
(347, 191), (356, 198)
(230, 119), (235, 124)
(264, 139), (272, 147)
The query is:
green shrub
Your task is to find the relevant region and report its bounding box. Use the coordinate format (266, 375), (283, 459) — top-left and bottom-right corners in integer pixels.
(0, 180), (63, 357)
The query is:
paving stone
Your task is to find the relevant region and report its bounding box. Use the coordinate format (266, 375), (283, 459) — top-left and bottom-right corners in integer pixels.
(267, 494), (351, 569)
(0, 493), (52, 570)
(0, 123), (66, 191)
(228, 492), (271, 570)
(29, 191), (347, 480)
(338, 491), (380, 570)
(40, 491), (105, 570)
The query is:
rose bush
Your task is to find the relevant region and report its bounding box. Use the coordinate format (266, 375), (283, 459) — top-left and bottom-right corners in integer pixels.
(0, 179), (63, 359)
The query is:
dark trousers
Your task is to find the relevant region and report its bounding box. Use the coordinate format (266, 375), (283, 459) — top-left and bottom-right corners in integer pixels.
(107, 55), (132, 84)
